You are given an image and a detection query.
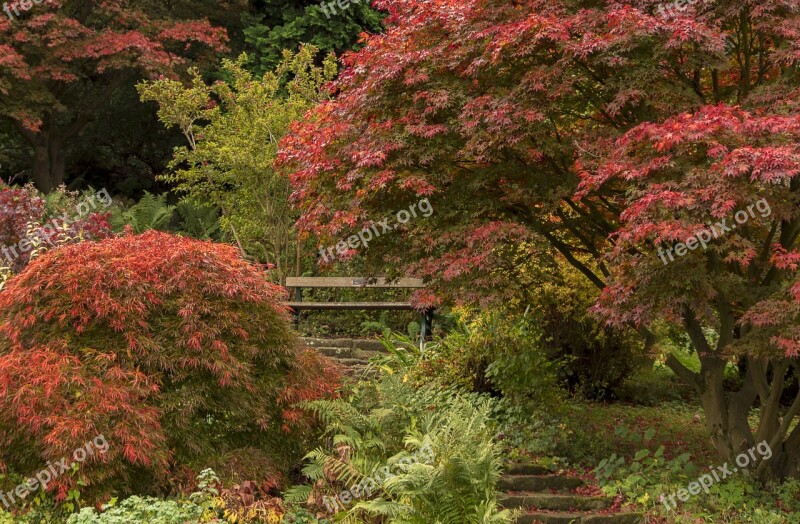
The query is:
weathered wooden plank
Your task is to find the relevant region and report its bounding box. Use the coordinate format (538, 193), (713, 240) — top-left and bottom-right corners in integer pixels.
(285, 277), (424, 288)
(287, 301), (415, 310)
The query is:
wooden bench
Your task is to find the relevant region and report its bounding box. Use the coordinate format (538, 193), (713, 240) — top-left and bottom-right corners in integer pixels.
(285, 276), (434, 344)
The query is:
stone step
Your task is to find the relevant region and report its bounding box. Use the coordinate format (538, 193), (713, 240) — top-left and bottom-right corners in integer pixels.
(317, 346), (356, 358)
(318, 347), (384, 360)
(301, 337), (393, 353)
(505, 464), (553, 476)
(352, 339), (390, 352)
(303, 337), (353, 349)
(499, 475), (583, 492)
(515, 511), (642, 524)
(333, 357), (373, 367)
(501, 493), (611, 511)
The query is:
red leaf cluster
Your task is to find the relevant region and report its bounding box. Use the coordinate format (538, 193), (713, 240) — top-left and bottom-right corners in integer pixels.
(279, 0), (800, 356)
(0, 184), (112, 272)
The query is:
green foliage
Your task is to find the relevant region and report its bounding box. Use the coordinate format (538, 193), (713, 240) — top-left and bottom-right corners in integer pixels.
(355, 402), (511, 524)
(524, 260), (641, 400)
(592, 426), (799, 523)
(242, 1), (383, 75)
(110, 193), (222, 240)
(67, 496), (205, 524)
(408, 309), (563, 455)
(111, 191), (174, 233)
(293, 336), (513, 524)
(594, 426), (697, 506)
(175, 201), (221, 240)
(138, 47), (337, 282)
(67, 468), (224, 523)
(407, 259), (640, 406)
(281, 507), (331, 524)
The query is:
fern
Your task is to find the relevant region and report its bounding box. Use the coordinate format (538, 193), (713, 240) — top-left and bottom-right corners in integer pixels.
(283, 485), (313, 505)
(292, 334), (513, 524)
(354, 399), (514, 524)
(175, 200), (220, 239)
(112, 192), (174, 233)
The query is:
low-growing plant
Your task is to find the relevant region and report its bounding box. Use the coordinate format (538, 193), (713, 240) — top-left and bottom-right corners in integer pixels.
(593, 426), (799, 522)
(0, 183), (111, 274)
(110, 191), (174, 233)
(594, 426), (697, 507)
(67, 496), (206, 524)
(409, 310), (564, 455)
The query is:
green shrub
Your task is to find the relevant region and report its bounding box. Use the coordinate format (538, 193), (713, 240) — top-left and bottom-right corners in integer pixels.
(67, 496), (205, 524)
(409, 311), (564, 454)
(529, 262), (641, 400)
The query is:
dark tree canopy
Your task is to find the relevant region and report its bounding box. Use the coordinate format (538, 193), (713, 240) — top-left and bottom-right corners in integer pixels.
(243, 0), (383, 74)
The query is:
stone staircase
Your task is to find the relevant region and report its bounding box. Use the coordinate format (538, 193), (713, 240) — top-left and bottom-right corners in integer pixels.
(302, 337), (388, 376)
(500, 464), (642, 524)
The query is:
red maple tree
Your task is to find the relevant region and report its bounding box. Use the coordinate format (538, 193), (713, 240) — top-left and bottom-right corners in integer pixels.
(0, 0), (228, 191)
(279, 0), (800, 478)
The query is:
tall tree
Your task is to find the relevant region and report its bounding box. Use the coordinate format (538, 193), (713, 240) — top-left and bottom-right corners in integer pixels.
(138, 46), (337, 283)
(242, 0), (383, 74)
(0, 0), (229, 192)
(279, 0), (800, 478)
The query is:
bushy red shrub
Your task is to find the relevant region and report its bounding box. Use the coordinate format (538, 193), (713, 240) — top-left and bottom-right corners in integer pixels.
(0, 184), (112, 272)
(0, 185), (44, 266)
(0, 231), (340, 501)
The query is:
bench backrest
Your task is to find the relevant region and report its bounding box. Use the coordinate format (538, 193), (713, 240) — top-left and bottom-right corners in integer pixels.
(285, 277), (424, 289)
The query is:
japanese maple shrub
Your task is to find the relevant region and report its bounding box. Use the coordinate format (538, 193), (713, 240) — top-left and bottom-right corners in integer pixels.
(279, 0), (800, 478)
(0, 231), (340, 501)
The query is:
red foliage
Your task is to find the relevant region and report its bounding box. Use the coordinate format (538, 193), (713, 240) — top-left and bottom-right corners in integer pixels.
(0, 2), (228, 128)
(0, 231), (340, 499)
(278, 348), (342, 433)
(0, 185), (43, 260)
(573, 102), (800, 361)
(0, 0), (228, 192)
(277, 0), (800, 475)
(279, 0), (800, 352)
(0, 184), (112, 272)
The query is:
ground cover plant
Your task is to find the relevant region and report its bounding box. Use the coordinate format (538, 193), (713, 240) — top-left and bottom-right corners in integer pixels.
(286, 335), (514, 524)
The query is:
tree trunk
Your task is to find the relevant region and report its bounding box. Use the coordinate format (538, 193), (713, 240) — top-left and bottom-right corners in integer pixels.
(671, 349), (800, 481)
(666, 311), (800, 482)
(30, 138), (65, 193)
(13, 114), (67, 194)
